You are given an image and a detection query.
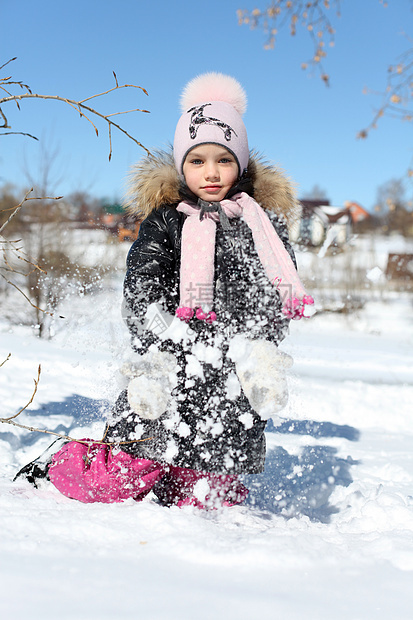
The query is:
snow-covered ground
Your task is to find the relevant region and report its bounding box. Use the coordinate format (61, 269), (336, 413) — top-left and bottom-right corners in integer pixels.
(1, 258), (413, 619)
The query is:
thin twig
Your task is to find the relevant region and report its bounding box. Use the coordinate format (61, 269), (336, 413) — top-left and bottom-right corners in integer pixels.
(105, 108), (150, 118)
(0, 80), (33, 94)
(16, 252), (48, 274)
(2, 237), (48, 275)
(0, 57), (17, 72)
(237, 0), (340, 86)
(0, 353), (11, 368)
(0, 189), (69, 316)
(0, 188), (32, 234)
(356, 33), (413, 139)
(108, 123), (113, 161)
(0, 363), (152, 445)
(2, 365), (41, 421)
(78, 82), (149, 104)
(0, 272), (49, 312)
(0, 188), (62, 235)
(0, 90), (151, 157)
(0, 131), (38, 140)
(0, 107), (9, 128)
(0, 271), (65, 319)
(0, 264), (38, 277)
(0, 417), (153, 446)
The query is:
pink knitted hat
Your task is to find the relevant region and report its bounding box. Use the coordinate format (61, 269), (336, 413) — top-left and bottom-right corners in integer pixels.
(173, 73), (249, 177)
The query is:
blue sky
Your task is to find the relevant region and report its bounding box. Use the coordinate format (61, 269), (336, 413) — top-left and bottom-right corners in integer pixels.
(1, 0), (412, 211)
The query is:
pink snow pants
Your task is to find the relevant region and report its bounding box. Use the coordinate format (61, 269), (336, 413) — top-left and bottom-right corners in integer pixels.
(48, 440), (248, 509)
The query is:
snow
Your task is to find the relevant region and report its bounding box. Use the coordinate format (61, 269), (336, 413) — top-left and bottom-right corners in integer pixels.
(1, 251), (413, 619)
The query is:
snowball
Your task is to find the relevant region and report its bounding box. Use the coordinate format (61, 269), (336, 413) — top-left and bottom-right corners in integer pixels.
(185, 354), (205, 380)
(127, 376), (169, 420)
(192, 341), (222, 368)
(192, 478), (210, 503)
(225, 372), (241, 400)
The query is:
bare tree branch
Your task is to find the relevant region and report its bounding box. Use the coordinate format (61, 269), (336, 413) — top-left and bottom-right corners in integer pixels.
(0, 188), (62, 235)
(358, 39), (413, 140)
(0, 353), (11, 368)
(1, 417), (152, 446)
(0, 57), (17, 72)
(1, 364), (41, 422)
(0, 131), (38, 140)
(0, 362), (152, 446)
(0, 62), (154, 445)
(237, 2), (412, 177)
(237, 0), (341, 86)
(0, 58), (151, 158)
(78, 81), (149, 104)
(0, 272), (49, 312)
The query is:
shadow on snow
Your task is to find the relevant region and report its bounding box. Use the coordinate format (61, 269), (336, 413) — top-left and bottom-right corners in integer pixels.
(2, 395), (359, 522)
(0, 394), (109, 450)
(242, 419), (359, 523)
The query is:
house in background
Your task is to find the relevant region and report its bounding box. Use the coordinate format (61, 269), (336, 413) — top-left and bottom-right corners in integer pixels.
(345, 201), (371, 224)
(290, 199), (369, 251)
(101, 202), (140, 241)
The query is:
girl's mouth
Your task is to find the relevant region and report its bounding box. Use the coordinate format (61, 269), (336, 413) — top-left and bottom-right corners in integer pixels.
(203, 185), (222, 192)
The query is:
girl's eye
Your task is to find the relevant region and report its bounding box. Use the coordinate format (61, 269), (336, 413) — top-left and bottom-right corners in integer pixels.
(190, 159), (203, 165)
(219, 158), (232, 163)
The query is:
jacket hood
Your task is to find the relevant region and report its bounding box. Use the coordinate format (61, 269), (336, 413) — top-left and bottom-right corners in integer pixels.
(124, 148), (300, 227)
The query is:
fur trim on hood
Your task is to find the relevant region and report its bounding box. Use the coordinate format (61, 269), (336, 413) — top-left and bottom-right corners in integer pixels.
(124, 148), (300, 227)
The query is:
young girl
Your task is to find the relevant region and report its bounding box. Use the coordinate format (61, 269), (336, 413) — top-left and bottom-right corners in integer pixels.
(47, 73), (314, 508)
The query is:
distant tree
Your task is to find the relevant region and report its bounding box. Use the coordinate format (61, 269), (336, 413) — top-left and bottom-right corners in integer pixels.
(374, 177), (413, 235)
(66, 191), (103, 222)
(301, 184), (330, 202)
(376, 178), (406, 212)
(389, 205), (413, 236)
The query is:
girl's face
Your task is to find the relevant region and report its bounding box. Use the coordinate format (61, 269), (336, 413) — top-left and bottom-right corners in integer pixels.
(182, 144), (239, 202)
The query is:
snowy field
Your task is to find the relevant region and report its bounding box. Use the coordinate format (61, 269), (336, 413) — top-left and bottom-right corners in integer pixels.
(1, 254), (413, 619)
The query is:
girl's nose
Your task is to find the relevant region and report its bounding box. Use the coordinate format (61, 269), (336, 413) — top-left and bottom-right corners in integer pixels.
(205, 162), (219, 181)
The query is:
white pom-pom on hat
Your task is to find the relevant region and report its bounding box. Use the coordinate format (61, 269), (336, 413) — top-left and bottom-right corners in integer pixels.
(174, 72), (249, 176)
(180, 72), (247, 116)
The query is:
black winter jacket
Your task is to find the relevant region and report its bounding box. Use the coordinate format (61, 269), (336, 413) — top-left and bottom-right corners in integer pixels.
(104, 151), (299, 474)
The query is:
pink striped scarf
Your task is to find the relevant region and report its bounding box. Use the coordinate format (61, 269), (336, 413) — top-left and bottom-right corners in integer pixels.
(176, 192), (314, 322)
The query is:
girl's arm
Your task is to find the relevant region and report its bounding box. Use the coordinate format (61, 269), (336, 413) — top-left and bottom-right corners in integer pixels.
(123, 207), (181, 352)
